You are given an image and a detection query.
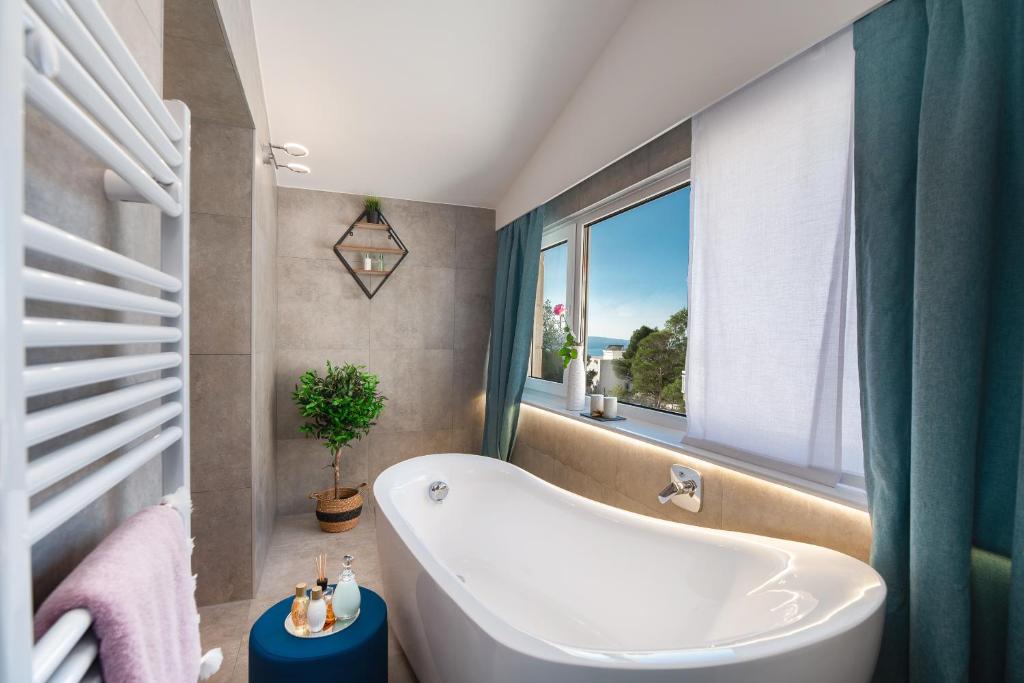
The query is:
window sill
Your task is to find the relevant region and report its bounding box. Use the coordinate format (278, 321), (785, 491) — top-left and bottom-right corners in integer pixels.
(520, 389), (868, 510)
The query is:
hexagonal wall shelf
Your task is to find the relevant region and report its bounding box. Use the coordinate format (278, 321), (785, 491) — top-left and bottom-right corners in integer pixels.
(332, 210), (409, 299)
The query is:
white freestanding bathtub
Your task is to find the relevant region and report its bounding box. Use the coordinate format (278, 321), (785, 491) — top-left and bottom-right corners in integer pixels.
(374, 453), (885, 683)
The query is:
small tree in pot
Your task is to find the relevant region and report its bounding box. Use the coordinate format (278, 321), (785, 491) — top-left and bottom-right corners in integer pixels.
(293, 361), (385, 532)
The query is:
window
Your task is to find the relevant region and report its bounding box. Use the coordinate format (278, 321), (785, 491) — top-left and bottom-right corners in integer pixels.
(529, 241), (570, 382)
(522, 29), (863, 502)
(584, 185), (690, 416)
(525, 166), (689, 426)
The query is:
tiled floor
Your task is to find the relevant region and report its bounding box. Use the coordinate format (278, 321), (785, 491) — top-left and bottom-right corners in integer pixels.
(198, 508), (417, 682)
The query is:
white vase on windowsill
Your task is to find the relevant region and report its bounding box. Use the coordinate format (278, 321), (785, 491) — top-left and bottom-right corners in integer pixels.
(564, 347), (586, 412)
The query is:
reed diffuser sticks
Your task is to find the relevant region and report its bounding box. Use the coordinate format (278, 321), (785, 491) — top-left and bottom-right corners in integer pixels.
(315, 552), (328, 591)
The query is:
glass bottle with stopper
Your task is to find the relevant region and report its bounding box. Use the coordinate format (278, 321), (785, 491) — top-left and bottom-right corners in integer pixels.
(334, 554), (361, 621)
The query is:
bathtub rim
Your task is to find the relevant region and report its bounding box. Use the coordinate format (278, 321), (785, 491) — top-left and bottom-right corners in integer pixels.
(374, 452), (886, 671)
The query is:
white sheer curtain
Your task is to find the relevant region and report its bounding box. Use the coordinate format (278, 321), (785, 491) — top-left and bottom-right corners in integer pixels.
(684, 28), (862, 484)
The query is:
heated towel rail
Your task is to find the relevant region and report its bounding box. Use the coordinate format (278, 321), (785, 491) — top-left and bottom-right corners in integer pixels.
(1, 0), (190, 680)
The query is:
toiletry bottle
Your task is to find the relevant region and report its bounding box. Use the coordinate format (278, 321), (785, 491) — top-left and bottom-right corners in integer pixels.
(323, 585), (336, 629)
(307, 585), (327, 633)
(291, 583), (310, 636)
(334, 554), (361, 620)
(363, 254), (372, 271)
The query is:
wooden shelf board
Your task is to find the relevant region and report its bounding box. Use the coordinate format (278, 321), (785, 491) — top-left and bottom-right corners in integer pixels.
(353, 269), (392, 276)
(351, 221), (390, 231)
(337, 244), (404, 255)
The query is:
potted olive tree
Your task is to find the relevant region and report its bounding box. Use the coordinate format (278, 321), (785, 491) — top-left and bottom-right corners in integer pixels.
(293, 361), (385, 532)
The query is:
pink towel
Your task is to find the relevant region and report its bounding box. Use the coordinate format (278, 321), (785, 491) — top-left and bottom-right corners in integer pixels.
(34, 504), (202, 683)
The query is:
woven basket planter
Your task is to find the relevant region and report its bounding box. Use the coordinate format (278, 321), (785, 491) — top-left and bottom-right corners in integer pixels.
(310, 486), (363, 533)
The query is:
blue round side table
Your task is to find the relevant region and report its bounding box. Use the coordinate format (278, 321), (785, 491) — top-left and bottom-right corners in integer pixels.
(249, 586), (387, 683)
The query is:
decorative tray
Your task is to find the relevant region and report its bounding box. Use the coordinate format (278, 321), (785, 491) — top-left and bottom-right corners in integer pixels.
(283, 609), (360, 639)
(579, 412), (626, 423)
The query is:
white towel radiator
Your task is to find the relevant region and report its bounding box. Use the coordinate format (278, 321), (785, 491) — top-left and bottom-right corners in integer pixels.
(0, 0), (190, 680)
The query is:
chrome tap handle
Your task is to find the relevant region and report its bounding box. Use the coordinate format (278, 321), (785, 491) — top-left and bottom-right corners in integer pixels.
(658, 481), (681, 504)
(657, 465), (703, 513)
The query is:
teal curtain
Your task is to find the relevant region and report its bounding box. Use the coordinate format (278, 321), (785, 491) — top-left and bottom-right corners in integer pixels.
(854, 0), (1024, 680)
(481, 208), (544, 460)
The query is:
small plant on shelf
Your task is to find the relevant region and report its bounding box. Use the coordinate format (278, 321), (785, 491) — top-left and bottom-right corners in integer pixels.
(363, 196), (381, 223)
(292, 361), (386, 532)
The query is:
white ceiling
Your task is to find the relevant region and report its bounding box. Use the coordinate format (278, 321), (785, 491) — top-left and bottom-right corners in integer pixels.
(251, 0), (635, 208)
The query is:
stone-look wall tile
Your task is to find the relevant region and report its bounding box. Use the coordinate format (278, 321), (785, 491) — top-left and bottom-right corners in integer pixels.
(275, 438), (369, 515)
(191, 122), (253, 218)
(381, 198), (457, 270)
(213, 0), (273, 137)
(612, 439), (725, 529)
(165, 0), (225, 45)
(191, 355), (252, 492)
(511, 405), (872, 559)
(369, 349), (454, 433)
(368, 266), (454, 351)
(165, 36), (252, 127)
(720, 473), (871, 561)
(102, 0), (163, 88)
(275, 190), (495, 515)
(252, 166), (278, 354)
(190, 212), (251, 354)
(644, 119), (692, 177)
(277, 188), (362, 261)
(452, 344), (487, 432)
(276, 257), (370, 350)
(366, 431), (430, 483)
(454, 267), (494, 350)
(251, 350), (276, 590)
(451, 428), (482, 455)
(454, 206), (497, 269)
(193, 488), (253, 605)
(275, 349), (371, 438)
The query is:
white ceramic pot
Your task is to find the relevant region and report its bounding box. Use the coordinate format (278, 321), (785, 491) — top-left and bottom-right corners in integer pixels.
(564, 347), (586, 411)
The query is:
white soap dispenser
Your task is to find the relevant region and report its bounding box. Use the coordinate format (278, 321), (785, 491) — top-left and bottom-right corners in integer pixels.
(307, 585), (327, 633)
(334, 554), (361, 621)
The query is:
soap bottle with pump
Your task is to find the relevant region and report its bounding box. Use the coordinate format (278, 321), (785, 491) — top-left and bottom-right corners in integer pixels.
(334, 554), (362, 621)
(290, 583), (310, 636)
(307, 585), (327, 633)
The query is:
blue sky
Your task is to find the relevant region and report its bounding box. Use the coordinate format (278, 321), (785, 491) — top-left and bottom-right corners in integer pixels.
(540, 185), (690, 342)
(587, 186), (690, 340)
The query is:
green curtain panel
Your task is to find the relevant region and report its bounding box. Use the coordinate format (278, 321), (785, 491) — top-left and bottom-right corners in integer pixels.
(854, 0), (1023, 680)
(481, 208), (545, 461)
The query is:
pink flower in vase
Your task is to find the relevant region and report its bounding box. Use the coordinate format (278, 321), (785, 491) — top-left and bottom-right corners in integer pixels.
(552, 303), (566, 316)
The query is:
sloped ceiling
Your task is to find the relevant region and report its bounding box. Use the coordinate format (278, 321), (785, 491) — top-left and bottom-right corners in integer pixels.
(251, 0), (635, 208)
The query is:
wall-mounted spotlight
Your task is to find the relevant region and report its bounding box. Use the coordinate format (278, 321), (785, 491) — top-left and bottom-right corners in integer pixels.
(272, 142), (308, 157)
(265, 141), (311, 174)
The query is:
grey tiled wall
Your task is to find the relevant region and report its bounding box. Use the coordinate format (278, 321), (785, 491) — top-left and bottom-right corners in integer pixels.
(274, 189), (496, 515)
(165, 0), (268, 605)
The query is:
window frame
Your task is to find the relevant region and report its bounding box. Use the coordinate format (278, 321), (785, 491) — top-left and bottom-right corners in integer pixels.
(523, 159), (865, 501)
(527, 224), (578, 393)
(525, 162), (692, 434)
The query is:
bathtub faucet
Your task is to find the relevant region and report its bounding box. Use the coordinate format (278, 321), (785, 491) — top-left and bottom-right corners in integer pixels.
(657, 464), (703, 513)
(429, 480), (449, 503)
